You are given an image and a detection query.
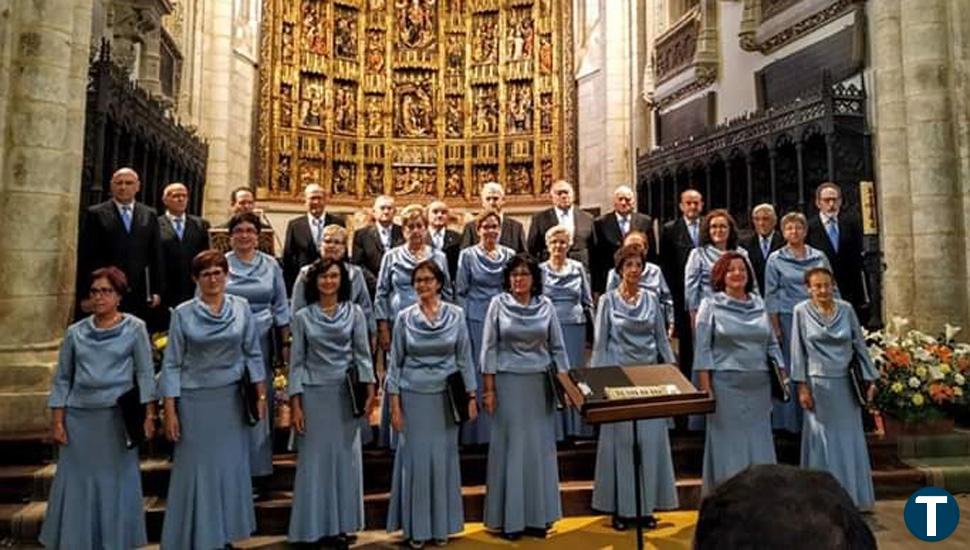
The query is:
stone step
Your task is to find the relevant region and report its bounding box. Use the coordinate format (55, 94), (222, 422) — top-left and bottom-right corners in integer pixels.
(0, 469), (929, 544)
(895, 429), (970, 459)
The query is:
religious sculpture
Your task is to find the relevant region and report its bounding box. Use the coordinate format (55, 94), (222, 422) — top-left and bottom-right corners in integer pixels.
(509, 164), (532, 194)
(278, 155), (292, 191)
(540, 160), (553, 193)
(392, 167), (433, 195)
(474, 166), (496, 192)
(445, 168), (463, 197)
(446, 34), (464, 72)
(300, 82), (324, 128)
(507, 86), (532, 134)
(366, 165), (384, 195)
(281, 22), (296, 63)
(334, 86), (357, 134)
(395, 78), (435, 138)
(366, 96), (384, 137)
(446, 96), (463, 138)
(302, 2), (328, 58)
(539, 35), (553, 73)
(333, 163), (354, 194)
(365, 31), (386, 73)
(280, 83), (293, 128)
(395, 0), (437, 50)
(539, 93), (553, 133)
(472, 16), (497, 64)
(473, 87), (498, 135)
(334, 11), (359, 59)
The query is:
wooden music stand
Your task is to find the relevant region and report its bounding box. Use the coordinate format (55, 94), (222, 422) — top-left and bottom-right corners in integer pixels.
(558, 364), (714, 550)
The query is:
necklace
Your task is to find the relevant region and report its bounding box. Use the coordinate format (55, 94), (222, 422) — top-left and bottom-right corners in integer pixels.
(618, 285), (640, 304)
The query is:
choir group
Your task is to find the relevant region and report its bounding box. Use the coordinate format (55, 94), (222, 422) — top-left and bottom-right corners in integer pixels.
(40, 170), (877, 549)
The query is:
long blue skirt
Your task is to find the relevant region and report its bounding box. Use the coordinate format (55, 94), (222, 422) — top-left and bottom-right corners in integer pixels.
(249, 331), (274, 476)
(484, 372), (562, 533)
(560, 323), (593, 439)
(701, 370), (777, 495)
(288, 384), (364, 542)
(592, 417), (678, 517)
(801, 376), (875, 510)
(39, 407), (146, 550)
(387, 391), (464, 541)
(772, 313), (802, 432)
(161, 384), (255, 549)
(460, 318), (491, 445)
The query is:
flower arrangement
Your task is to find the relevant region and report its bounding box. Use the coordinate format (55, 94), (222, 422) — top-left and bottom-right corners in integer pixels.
(151, 332), (168, 366)
(866, 318), (969, 424)
(273, 367), (291, 429)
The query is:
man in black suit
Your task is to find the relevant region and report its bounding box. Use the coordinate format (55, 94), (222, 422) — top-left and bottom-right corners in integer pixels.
(458, 182), (527, 252)
(739, 203), (784, 292)
(527, 179), (596, 268)
(158, 182), (211, 319)
(352, 195), (404, 298)
(806, 182), (867, 321)
(282, 183), (345, 291)
(77, 167), (164, 324)
(592, 185), (654, 293)
(660, 188), (704, 376)
(427, 200), (461, 280)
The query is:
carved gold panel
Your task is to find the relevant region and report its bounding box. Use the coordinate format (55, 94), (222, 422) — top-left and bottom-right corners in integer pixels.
(257, 0), (575, 207)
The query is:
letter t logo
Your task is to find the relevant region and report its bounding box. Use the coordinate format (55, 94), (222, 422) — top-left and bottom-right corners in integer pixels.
(915, 496), (949, 537)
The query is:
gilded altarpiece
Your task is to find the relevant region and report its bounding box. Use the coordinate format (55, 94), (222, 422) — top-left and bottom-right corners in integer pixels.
(256, 0), (576, 206)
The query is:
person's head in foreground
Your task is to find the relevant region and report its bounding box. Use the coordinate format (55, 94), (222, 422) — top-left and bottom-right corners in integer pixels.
(693, 464), (875, 550)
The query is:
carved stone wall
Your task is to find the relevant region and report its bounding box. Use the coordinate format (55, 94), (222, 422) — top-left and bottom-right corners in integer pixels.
(257, 0), (575, 207)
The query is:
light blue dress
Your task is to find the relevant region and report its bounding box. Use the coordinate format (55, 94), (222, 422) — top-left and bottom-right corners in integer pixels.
(375, 245), (453, 447)
(455, 244), (515, 444)
(158, 296), (265, 549)
(385, 303), (477, 542)
(287, 302), (374, 543)
(684, 245), (759, 313)
(291, 261), (376, 334)
(764, 245), (834, 432)
(481, 293), (569, 534)
(541, 258), (594, 439)
(693, 293), (781, 495)
(591, 290), (679, 518)
(790, 299), (878, 510)
(225, 250), (291, 476)
(605, 261), (675, 328)
(39, 315), (155, 550)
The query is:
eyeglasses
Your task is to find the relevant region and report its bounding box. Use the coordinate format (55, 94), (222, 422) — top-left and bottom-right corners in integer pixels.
(231, 227), (258, 235)
(89, 287), (116, 296)
(414, 276), (438, 284)
(198, 269), (226, 279)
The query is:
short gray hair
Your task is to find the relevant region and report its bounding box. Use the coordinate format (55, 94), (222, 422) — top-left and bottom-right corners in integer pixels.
(545, 224), (573, 246)
(752, 203), (776, 219)
(780, 211), (807, 229)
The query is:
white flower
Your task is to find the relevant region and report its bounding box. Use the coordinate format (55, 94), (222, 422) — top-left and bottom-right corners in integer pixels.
(955, 387), (964, 397)
(891, 316), (911, 336)
(914, 348), (934, 363)
(956, 373), (966, 386)
(909, 376), (922, 389)
(945, 323), (962, 343)
(928, 366), (945, 381)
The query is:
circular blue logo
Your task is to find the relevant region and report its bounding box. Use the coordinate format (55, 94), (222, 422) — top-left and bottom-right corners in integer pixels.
(903, 487), (960, 542)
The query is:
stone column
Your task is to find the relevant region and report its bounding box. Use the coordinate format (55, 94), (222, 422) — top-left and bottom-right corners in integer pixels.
(0, 0), (94, 436)
(199, 0), (234, 219)
(899, 0), (968, 329)
(871, 0), (916, 322)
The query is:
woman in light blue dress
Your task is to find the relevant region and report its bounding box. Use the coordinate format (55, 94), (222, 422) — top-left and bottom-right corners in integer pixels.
(792, 267), (878, 510)
(225, 212), (291, 478)
(482, 254), (569, 540)
(694, 252), (781, 496)
(376, 208), (453, 446)
(540, 224), (593, 439)
(40, 267), (156, 550)
(454, 210), (515, 445)
(605, 230), (674, 331)
(287, 259), (376, 546)
(159, 250), (266, 549)
(591, 245), (678, 531)
(386, 260), (478, 549)
(764, 212), (836, 433)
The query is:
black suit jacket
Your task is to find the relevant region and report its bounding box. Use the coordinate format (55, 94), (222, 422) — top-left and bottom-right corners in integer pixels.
(77, 200), (164, 321)
(592, 211), (654, 292)
(526, 207), (596, 268)
(739, 230), (785, 293)
(158, 214), (211, 309)
(459, 216), (527, 253)
(352, 223), (404, 298)
(282, 212), (345, 291)
(660, 218), (698, 313)
(427, 228), (461, 281)
(807, 212), (866, 310)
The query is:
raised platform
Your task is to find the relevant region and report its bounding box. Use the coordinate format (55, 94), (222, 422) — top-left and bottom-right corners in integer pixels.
(0, 431), (942, 545)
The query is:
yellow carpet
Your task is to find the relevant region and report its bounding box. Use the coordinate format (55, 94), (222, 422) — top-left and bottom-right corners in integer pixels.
(436, 513), (699, 549)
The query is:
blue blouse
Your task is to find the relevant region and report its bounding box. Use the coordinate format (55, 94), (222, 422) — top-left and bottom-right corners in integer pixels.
(225, 251), (291, 335)
(375, 245), (453, 321)
(291, 262), (376, 334)
(693, 293), (784, 373)
(790, 299), (878, 381)
(684, 245), (759, 312)
(288, 302), (374, 395)
(385, 302), (477, 394)
(540, 259), (592, 325)
(49, 315), (155, 408)
(606, 261), (674, 327)
(455, 244), (516, 321)
(158, 295), (265, 397)
(480, 293), (570, 374)
(764, 245), (836, 314)
(591, 290), (675, 367)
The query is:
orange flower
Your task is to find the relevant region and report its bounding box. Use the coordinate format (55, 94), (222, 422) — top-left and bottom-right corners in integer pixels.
(885, 346), (911, 367)
(930, 345), (952, 363)
(928, 383), (955, 404)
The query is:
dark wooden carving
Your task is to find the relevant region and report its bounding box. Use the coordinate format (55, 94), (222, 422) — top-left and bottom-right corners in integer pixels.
(654, 15), (699, 84)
